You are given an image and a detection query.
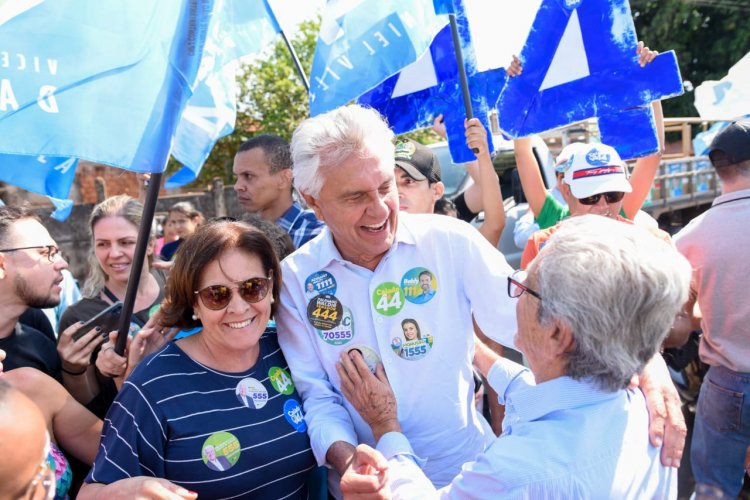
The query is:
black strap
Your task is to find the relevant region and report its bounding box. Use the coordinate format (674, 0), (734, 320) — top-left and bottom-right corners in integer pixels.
(102, 287), (147, 328)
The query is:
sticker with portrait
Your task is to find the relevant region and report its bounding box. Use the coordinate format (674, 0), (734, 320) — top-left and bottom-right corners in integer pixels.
(390, 318), (433, 361)
(401, 267), (437, 305)
(235, 377), (268, 409)
(304, 271), (337, 299)
(201, 432), (241, 472)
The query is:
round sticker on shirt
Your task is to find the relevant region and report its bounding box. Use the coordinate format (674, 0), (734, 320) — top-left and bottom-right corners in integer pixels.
(372, 282), (405, 316)
(306, 294), (343, 330)
(316, 306), (354, 345)
(304, 271), (337, 299)
(235, 377), (268, 409)
(283, 399), (308, 432)
(346, 344), (382, 374)
(268, 366), (295, 395)
(401, 268), (437, 305)
(201, 432), (241, 472)
(391, 318), (433, 361)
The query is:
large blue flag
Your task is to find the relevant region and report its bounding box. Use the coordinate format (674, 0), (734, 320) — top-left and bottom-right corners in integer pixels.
(0, 1), (213, 173)
(166, 0), (282, 188)
(357, 0), (502, 163)
(309, 0), (450, 116)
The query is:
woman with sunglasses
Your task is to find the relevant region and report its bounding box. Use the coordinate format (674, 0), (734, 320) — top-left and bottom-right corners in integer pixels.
(79, 221), (316, 499)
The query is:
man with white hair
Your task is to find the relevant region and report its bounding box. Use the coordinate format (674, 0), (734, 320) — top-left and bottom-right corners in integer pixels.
(338, 215), (691, 498)
(277, 105), (685, 497)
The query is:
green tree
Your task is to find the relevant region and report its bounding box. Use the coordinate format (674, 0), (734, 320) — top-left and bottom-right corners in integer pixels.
(171, 19), (319, 190)
(632, 0), (750, 117)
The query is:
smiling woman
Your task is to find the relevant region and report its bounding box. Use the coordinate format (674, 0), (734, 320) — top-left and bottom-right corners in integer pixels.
(58, 195), (165, 418)
(78, 221), (316, 499)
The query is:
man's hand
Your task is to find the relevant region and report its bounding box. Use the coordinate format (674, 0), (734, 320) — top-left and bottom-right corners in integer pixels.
(337, 351), (400, 441)
(432, 114), (447, 140)
(465, 118), (489, 157)
(341, 444), (390, 500)
(506, 55), (522, 77)
(636, 40), (658, 67)
(57, 321), (105, 373)
(638, 355), (686, 467)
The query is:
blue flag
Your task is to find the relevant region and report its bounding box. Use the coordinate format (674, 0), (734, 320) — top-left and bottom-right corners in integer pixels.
(309, 0), (450, 116)
(357, 0), (502, 163)
(0, 154), (77, 220)
(0, 1), (213, 173)
(166, 0), (282, 188)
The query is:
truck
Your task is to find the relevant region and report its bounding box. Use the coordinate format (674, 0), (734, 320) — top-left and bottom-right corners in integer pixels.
(428, 117), (721, 268)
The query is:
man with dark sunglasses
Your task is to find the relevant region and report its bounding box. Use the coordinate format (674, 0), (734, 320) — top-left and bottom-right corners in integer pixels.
(520, 142), (671, 269)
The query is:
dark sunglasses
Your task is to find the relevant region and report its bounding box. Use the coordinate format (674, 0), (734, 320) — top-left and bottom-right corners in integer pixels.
(194, 276), (272, 310)
(577, 191), (625, 206)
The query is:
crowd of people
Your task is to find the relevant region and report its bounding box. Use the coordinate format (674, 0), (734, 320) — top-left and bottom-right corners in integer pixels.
(1, 54), (749, 500)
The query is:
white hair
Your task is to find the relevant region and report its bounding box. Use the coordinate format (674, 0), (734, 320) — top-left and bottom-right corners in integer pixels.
(530, 215), (692, 392)
(290, 105), (395, 198)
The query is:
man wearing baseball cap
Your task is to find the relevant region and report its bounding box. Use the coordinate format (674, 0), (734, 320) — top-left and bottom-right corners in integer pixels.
(394, 138), (445, 214)
(520, 142), (669, 268)
(674, 119), (750, 498)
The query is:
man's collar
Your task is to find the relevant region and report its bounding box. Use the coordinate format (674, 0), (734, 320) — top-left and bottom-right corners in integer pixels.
(506, 376), (621, 423)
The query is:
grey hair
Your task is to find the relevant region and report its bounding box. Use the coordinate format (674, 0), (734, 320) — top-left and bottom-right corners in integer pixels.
(530, 215), (691, 392)
(290, 105), (395, 198)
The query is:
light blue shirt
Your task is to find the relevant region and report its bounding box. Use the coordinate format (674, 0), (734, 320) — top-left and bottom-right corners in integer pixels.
(378, 358), (677, 499)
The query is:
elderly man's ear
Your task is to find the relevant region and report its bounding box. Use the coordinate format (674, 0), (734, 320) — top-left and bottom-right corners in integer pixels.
(549, 320), (576, 357)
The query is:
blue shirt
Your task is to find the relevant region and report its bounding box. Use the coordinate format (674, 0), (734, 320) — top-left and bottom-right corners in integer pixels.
(86, 329), (316, 499)
(276, 201), (324, 249)
(378, 359), (677, 499)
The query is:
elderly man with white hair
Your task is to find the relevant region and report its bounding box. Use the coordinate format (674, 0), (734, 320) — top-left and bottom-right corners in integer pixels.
(338, 215), (691, 498)
(276, 104), (686, 498)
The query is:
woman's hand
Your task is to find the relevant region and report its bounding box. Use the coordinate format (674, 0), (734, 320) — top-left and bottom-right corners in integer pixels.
(336, 350), (400, 441)
(96, 331), (129, 378)
(57, 322), (105, 373)
(79, 477), (197, 500)
(125, 313), (179, 380)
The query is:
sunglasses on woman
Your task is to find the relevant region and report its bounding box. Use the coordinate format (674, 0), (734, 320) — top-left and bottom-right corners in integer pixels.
(194, 276), (272, 310)
(577, 191), (625, 206)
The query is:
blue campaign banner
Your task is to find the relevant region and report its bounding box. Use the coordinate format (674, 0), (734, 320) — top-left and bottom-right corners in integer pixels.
(0, 154), (77, 219)
(358, 0), (501, 164)
(496, 0), (684, 160)
(309, 0), (449, 116)
(0, 0), (213, 173)
(167, 0), (282, 188)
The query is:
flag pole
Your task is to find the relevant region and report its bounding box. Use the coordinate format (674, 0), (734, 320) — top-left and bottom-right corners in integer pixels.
(114, 172), (162, 355)
(449, 13), (478, 153)
(265, 0), (309, 93)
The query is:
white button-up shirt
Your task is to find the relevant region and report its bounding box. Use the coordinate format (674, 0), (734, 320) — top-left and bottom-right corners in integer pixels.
(276, 213), (517, 491)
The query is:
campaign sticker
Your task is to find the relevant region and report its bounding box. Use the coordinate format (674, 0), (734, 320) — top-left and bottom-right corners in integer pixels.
(235, 377), (268, 409)
(317, 306), (354, 345)
(372, 282), (405, 316)
(391, 318), (433, 361)
(306, 294), (343, 330)
(201, 432), (241, 472)
(401, 268), (437, 305)
(346, 344), (382, 374)
(268, 366), (295, 395)
(304, 271), (337, 299)
(284, 399), (308, 432)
